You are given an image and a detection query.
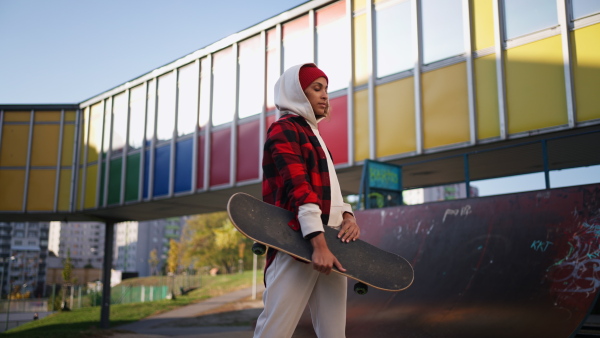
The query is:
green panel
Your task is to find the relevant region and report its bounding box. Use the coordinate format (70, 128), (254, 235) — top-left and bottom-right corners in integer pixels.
(108, 158), (122, 205)
(98, 161), (105, 206)
(125, 153), (141, 202)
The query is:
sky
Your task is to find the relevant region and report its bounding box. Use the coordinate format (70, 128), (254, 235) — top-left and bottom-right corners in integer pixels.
(0, 0), (307, 104)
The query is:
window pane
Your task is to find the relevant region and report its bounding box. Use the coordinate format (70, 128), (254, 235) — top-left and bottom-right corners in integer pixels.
(375, 0), (412, 77)
(572, 0), (600, 20)
(316, 0), (350, 92)
(504, 0), (558, 40)
(283, 15), (311, 71)
(212, 47), (236, 126)
(177, 62), (199, 136)
(129, 84), (145, 149)
(146, 79), (156, 143)
(238, 35), (264, 119)
(199, 58), (211, 128)
(266, 29), (279, 111)
(471, 172), (545, 197)
(550, 165), (600, 188)
(112, 92), (128, 153)
(422, 0), (464, 64)
(156, 72), (176, 141)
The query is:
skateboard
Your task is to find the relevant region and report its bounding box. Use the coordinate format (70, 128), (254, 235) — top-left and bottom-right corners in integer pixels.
(227, 192), (414, 294)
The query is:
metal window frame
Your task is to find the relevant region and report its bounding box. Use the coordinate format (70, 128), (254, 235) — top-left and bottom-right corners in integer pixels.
(169, 69), (178, 198)
(492, 0), (508, 140)
(462, 0), (477, 145)
(557, 0), (576, 128)
(103, 97), (114, 208)
(230, 42), (240, 186)
(53, 109), (65, 212)
(347, 0), (355, 167)
(138, 81), (149, 203)
(94, 101), (106, 209)
(202, 54), (214, 191)
(79, 107), (91, 210)
(411, 0), (424, 155)
(147, 78), (159, 200)
(191, 59), (201, 193)
(21, 110), (34, 212)
(121, 89), (131, 205)
(367, 0), (376, 160)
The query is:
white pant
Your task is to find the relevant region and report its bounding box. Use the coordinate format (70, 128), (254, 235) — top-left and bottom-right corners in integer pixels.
(254, 253), (347, 338)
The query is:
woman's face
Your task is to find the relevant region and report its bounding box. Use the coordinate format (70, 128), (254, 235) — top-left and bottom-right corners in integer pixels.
(303, 77), (329, 118)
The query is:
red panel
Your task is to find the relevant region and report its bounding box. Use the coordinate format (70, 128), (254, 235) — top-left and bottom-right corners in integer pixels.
(237, 120), (260, 182)
(210, 128), (231, 186)
(316, 0), (346, 27)
(196, 134), (205, 190)
(265, 113), (277, 136)
(319, 95), (348, 165)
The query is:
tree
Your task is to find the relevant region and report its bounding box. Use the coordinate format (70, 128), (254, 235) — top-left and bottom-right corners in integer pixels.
(180, 212), (253, 274)
(148, 249), (160, 276)
(61, 249), (74, 311)
(166, 239), (180, 275)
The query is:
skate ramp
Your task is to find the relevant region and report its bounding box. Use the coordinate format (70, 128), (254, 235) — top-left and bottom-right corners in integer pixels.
(296, 184), (600, 337)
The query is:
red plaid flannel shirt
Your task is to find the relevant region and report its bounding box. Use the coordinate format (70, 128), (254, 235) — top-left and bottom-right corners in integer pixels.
(262, 114), (332, 271)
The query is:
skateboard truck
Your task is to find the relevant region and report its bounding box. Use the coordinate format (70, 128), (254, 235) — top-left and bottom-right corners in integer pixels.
(251, 242), (369, 295)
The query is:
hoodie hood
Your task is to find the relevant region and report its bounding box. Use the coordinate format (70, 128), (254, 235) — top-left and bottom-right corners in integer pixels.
(274, 63), (323, 128)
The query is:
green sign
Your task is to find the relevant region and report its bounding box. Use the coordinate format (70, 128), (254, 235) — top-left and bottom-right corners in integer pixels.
(368, 161), (401, 190)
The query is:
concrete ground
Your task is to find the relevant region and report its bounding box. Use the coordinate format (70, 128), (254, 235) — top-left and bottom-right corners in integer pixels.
(112, 285), (265, 338)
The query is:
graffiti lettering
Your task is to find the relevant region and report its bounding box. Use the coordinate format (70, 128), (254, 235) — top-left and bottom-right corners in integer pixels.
(582, 222), (600, 237)
(442, 205), (472, 223)
(531, 240), (553, 252)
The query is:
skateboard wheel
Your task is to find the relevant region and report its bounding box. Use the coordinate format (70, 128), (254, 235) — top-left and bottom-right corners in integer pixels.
(354, 282), (368, 295)
(252, 243), (267, 256)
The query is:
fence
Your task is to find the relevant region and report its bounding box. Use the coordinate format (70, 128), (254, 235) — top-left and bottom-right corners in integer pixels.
(0, 273), (202, 312)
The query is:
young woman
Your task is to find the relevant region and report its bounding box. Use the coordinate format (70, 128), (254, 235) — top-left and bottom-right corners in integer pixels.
(255, 63), (360, 338)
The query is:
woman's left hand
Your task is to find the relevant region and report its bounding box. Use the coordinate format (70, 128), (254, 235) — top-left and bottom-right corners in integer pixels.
(338, 213), (360, 243)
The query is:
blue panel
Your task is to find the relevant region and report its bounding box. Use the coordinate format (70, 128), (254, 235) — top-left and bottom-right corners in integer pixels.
(175, 138), (193, 193)
(143, 149), (150, 199)
(153, 145), (170, 197)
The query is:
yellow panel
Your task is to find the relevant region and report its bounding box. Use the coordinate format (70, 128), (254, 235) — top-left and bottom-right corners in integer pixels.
(61, 124), (75, 166)
(77, 167), (83, 210)
(505, 36), (567, 134)
(375, 77), (416, 157)
(573, 23), (600, 122)
(57, 169), (72, 211)
(353, 0), (366, 12)
(65, 110), (77, 122)
(80, 108), (89, 162)
(31, 124), (60, 167)
(354, 13), (368, 86)
(0, 125), (29, 166)
(27, 169), (56, 211)
(422, 62), (470, 149)
(0, 170), (25, 211)
(34, 111), (61, 122)
(3, 111), (30, 122)
(474, 54), (500, 139)
(471, 0), (495, 50)
(354, 89), (369, 162)
(84, 164), (98, 209)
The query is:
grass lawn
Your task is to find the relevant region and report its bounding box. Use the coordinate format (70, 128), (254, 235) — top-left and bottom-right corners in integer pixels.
(3, 271), (259, 338)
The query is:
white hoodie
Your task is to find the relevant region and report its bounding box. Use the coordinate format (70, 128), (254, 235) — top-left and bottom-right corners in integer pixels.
(274, 63), (353, 237)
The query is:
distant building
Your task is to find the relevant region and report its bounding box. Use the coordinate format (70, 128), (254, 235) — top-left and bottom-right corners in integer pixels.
(0, 222), (50, 297)
(113, 217), (187, 277)
(48, 222), (105, 269)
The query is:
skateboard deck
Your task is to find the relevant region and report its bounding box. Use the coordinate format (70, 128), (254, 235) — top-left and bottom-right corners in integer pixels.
(227, 192), (414, 292)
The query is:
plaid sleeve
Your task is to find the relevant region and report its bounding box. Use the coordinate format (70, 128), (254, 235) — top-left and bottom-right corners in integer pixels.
(263, 119), (321, 211)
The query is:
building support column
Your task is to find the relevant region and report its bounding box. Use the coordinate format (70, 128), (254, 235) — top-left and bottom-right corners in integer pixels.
(100, 221), (115, 329)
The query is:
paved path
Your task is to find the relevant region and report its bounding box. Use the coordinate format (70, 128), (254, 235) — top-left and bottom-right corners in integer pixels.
(115, 285), (265, 338)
